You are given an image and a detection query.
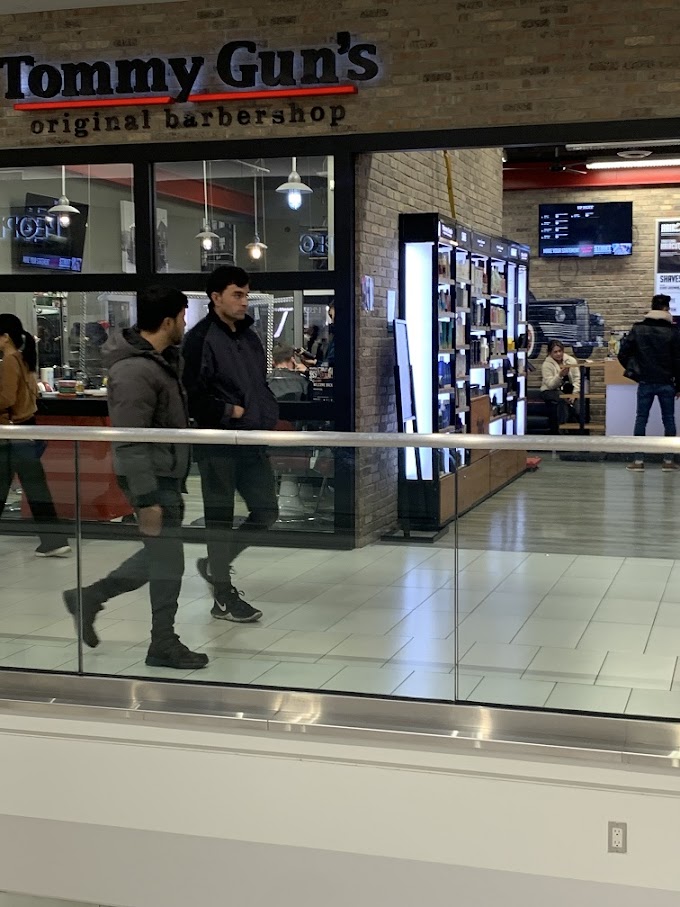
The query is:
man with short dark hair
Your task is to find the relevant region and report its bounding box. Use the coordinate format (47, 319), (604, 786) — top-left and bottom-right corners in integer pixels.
(183, 266), (279, 623)
(63, 286), (209, 671)
(268, 344), (313, 401)
(619, 293), (680, 471)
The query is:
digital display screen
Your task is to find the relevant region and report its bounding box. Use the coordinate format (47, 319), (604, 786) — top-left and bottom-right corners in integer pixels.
(12, 192), (88, 272)
(539, 202), (633, 258)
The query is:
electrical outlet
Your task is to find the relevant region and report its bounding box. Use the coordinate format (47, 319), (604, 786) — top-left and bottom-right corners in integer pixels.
(608, 821), (628, 854)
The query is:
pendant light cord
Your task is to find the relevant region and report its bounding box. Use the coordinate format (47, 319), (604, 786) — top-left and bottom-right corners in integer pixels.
(253, 173), (259, 236)
(202, 159), (209, 226)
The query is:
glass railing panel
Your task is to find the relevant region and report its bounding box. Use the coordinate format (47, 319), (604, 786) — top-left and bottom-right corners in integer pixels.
(73, 436), (456, 694)
(458, 440), (680, 720)
(5, 424), (679, 726)
(0, 434), (78, 671)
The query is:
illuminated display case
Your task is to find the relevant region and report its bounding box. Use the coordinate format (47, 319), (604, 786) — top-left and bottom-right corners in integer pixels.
(397, 213), (530, 533)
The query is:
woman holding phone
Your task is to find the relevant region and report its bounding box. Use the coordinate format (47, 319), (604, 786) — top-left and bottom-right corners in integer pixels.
(540, 339), (581, 435)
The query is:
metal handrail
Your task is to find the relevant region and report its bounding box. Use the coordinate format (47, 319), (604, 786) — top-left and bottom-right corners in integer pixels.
(0, 423), (677, 453)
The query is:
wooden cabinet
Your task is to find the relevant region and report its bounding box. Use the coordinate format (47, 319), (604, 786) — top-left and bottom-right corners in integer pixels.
(457, 457), (490, 515)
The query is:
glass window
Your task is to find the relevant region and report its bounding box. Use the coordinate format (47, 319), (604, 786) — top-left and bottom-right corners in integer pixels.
(154, 157), (334, 273)
(185, 287), (334, 373)
(0, 290), (135, 381)
(0, 164), (135, 275)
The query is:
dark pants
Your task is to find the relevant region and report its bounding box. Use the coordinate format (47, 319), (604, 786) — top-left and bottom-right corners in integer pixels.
(540, 389), (563, 434)
(86, 484), (184, 646)
(541, 389), (579, 434)
(198, 448), (279, 598)
(634, 382), (676, 463)
(0, 440), (63, 549)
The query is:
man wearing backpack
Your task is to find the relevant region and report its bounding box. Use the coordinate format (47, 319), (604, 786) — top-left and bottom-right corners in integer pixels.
(618, 293), (680, 471)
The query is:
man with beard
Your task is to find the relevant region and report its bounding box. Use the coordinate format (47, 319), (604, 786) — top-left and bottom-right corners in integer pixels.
(63, 286), (208, 671)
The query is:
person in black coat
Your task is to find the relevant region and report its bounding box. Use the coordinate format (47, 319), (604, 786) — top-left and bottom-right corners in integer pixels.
(183, 266), (279, 624)
(618, 293), (680, 471)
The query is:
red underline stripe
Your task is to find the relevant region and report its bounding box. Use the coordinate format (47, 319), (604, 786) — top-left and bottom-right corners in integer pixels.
(15, 96), (172, 110)
(13, 84), (358, 112)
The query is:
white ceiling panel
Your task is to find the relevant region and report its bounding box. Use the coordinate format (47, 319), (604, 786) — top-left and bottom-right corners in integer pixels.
(2, 0), (177, 13)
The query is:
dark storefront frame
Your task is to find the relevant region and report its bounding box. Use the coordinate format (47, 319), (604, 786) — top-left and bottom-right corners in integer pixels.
(0, 138), (356, 544)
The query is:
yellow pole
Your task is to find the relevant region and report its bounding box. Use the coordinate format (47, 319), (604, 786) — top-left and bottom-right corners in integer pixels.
(443, 150), (456, 220)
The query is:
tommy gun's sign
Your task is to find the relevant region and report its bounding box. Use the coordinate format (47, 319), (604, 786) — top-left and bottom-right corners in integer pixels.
(2, 32), (379, 108)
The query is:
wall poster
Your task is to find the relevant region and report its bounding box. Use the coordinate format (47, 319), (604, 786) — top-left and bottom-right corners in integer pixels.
(655, 219), (680, 317)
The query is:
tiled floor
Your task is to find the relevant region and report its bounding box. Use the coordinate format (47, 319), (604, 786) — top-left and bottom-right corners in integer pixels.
(3, 532), (680, 720)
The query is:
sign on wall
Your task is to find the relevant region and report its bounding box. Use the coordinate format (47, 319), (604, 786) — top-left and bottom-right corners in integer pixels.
(655, 219), (680, 316)
(1, 33), (379, 109)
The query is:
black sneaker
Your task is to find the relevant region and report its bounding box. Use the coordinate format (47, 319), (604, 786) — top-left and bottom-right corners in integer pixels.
(145, 640), (209, 670)
(63, 588), (102, 649)
(211, 588), (263, 623)
(196, 557), (214, 587)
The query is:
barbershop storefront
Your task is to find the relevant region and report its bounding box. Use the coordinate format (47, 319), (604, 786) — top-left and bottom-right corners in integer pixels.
(0, 0), (678, 545)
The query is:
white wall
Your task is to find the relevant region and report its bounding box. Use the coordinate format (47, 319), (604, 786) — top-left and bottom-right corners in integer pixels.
(0, 709), (678, 906)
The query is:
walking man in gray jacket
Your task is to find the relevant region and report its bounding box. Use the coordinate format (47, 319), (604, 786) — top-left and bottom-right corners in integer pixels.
(63, 286), (208, 671)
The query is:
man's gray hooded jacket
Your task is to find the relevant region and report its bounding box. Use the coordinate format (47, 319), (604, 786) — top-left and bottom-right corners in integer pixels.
(102, 328), (190, 508)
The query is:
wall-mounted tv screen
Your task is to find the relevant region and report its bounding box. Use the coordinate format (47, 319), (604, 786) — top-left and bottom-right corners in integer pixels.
(13, 193), (88, 272)
(539, 201), (633, 258)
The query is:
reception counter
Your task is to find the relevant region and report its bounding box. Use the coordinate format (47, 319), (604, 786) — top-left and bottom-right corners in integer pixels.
(604, 360), (680, 436)
(33, 395), (132, 522)
(30, 395), (336, 525)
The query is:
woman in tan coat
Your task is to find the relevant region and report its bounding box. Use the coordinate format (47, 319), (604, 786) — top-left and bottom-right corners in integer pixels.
(0, 313), (70, 557)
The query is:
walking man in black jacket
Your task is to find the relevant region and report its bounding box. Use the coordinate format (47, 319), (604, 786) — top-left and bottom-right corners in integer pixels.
(183, 266), (279, 623)
(618, 293), (680, 471)
(63, 287), (209, 671)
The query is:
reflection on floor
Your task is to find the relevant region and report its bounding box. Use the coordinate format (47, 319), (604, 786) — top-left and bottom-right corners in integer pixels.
(2, 526), (680, 720)
(449, 458), (680, 559)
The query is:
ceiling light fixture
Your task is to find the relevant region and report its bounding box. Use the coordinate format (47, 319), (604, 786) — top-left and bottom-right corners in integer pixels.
(47, 165), (79, 228)
(246, 174), (267, 261)
(276, 156), (312, 211)
(586, 155), (680, 170)
(195, 160), (219, 252)
(616, 149), (653, 159)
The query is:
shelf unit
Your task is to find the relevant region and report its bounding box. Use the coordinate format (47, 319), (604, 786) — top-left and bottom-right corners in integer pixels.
(398, 212), (530, 531)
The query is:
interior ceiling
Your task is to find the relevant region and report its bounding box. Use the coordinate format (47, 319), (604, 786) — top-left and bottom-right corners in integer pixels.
(504, 142), (680, 168)
(3, 0), (175, 11)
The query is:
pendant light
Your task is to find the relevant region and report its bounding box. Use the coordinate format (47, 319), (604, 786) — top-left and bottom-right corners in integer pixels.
(48, 166), (79, 228)
(195, 160), (219, 251)
(246, 174), (267, 261)
(276, 157), (312, 211)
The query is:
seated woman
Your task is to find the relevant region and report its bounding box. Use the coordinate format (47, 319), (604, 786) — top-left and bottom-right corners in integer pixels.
(540, 340), (581, 434)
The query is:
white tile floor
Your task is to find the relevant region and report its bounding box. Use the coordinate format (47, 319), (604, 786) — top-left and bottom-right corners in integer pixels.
(3, 536), (680, 719)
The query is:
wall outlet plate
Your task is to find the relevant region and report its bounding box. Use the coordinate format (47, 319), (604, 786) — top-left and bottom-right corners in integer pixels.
(608, 821), (628, 854)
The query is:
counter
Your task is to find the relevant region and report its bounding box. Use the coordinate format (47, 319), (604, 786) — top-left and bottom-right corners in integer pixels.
(604, 360), (680, 435)
(31, 395), (335, 524)
(33, 394), (132, 522)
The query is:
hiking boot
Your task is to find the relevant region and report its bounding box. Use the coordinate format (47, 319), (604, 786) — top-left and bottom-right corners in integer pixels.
(626, 461), (644, 472)
(36, 544), (71, 558)
(196, 556), (213, 587)
(662, 461), (679, 472)
(211, 587), (263, 623)
(145, 639), (209, 670)
(63, 588), (103, 649)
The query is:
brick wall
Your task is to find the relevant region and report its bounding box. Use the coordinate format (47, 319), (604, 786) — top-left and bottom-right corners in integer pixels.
(354, 149), (503, 543)
(503, 185), (680, 426)
(1, 0), (680, 148)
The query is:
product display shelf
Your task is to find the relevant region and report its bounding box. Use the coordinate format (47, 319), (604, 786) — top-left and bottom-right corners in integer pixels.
(397, 212), (530, 532)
